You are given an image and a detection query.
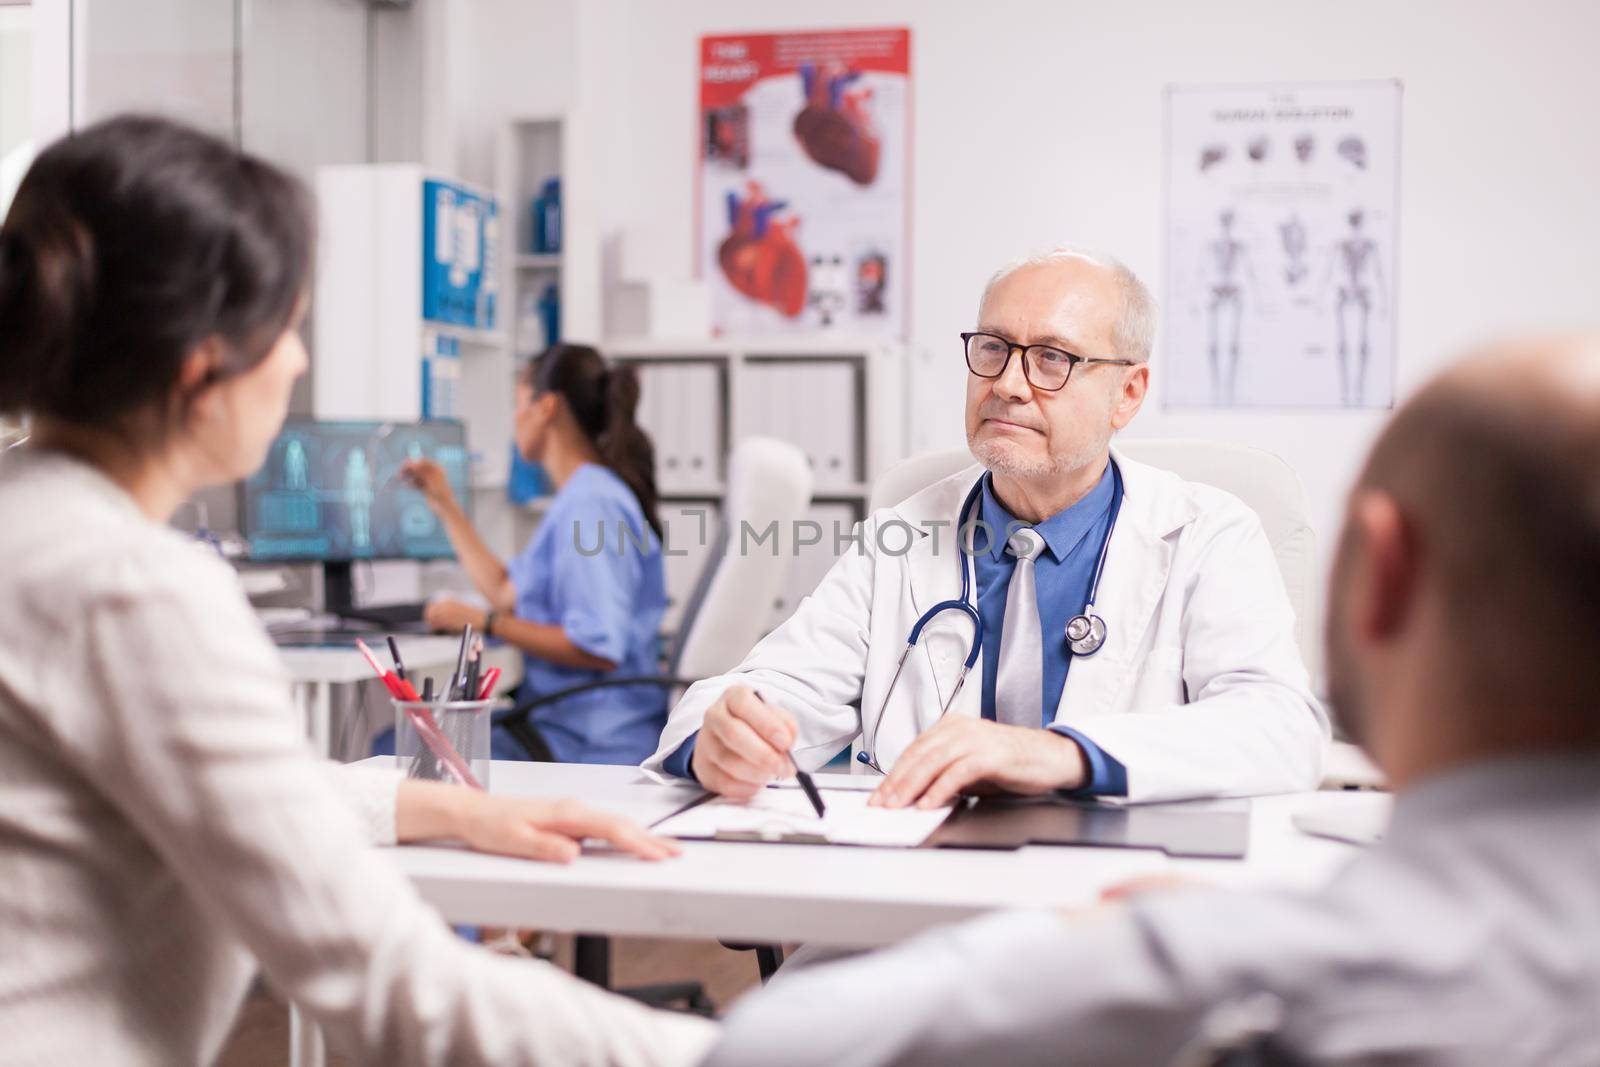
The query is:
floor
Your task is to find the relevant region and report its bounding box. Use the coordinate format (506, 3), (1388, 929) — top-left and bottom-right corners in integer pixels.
(216, 935), (765, 1066)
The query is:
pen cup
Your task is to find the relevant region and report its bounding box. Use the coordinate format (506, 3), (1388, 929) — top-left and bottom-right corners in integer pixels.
(392, 698), (494, 790)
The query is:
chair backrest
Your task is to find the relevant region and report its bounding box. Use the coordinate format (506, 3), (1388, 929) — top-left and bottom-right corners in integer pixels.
(668, 436), (814, 680)
(868, 440), (1319, 673)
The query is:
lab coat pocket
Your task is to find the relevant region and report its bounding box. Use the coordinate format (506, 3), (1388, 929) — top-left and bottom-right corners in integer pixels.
(920, 617), (975, 715)
(1130, 645), (1187, 709)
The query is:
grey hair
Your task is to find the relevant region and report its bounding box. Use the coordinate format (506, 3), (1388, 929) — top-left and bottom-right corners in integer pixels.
(978, 246), (1158, 363)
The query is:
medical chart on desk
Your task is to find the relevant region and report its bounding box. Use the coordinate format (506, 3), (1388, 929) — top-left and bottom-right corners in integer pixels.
(654, 788), (952, 848)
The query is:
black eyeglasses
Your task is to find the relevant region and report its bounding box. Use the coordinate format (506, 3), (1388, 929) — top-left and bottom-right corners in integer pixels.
(961, 331), (1135, 392)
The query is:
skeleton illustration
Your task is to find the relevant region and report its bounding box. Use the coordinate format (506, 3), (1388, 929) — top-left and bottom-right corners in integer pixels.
(1279, 214), (1309, 287)
(1322, 210), (1388, 407)
(1194, 210), (1257, 405)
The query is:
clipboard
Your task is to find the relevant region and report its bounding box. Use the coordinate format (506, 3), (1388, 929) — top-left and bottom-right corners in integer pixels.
(924, 795), (1251, 859)
(652, 788), (955, 848)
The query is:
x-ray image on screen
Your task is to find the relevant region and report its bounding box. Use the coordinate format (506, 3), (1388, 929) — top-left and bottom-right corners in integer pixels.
(240, 421), (470, 562)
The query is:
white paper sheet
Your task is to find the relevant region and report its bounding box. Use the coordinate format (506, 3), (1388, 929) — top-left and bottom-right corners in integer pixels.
(654, 788), (951, 848)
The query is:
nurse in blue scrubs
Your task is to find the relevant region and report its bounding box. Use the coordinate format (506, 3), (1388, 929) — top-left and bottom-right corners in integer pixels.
(401, 343), (669, 765)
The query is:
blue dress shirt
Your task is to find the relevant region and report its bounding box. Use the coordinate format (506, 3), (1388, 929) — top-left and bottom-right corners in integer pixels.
(974, 463), (1126, 795)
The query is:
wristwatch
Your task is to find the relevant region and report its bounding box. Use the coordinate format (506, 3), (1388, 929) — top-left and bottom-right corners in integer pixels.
(483, 610), (499, 638)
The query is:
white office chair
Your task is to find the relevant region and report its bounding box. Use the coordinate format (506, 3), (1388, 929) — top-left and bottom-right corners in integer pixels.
(868, 440), (1318, 675)
(669, 436), (815, 679)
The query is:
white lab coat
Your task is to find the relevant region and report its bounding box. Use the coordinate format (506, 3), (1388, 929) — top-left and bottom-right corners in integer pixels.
(644, 451), (1329, 802)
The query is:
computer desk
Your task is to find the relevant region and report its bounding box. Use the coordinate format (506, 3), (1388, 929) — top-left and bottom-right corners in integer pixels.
(278, 636), (524, 759)
(287, 756), (1388, 1066)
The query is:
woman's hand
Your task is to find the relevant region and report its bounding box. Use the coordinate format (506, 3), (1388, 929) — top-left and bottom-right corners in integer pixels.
(425, 597), (485, 634)
(395, 779), (682, 864)
(458, 793), (682, 864)
(401, 458), (459, 515)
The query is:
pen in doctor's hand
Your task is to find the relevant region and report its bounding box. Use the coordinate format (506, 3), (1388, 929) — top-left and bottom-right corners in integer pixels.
(758, 689), (825, 818)
(795, 761), (827, 819)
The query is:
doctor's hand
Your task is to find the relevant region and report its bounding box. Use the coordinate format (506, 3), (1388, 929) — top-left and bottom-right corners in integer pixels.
(869, 718), (1087, 810)
(691, 685), (798, 801)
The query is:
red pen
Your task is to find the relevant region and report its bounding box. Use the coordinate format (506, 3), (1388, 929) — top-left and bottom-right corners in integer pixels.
(355, 640), (482, 789)
(476, 667), (502, 701)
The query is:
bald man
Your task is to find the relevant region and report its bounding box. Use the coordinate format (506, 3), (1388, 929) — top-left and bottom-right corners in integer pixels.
(647, 249), (1327, 806)
(704, 336), (1600, 1065)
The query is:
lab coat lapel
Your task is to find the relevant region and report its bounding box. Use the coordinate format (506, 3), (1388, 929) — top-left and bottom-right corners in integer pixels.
(1053, 451), (1187, 724)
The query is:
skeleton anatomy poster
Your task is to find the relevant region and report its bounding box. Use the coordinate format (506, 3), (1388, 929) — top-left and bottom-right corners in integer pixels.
(1164, 81), (1402, 408)
(698, 28), (910, 338)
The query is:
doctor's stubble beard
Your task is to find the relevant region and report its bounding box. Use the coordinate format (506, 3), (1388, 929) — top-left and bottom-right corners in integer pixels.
(968, 398), (1117, 481)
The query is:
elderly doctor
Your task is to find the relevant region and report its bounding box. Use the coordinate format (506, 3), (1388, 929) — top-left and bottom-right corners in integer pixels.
(645, 249), (1328, 805)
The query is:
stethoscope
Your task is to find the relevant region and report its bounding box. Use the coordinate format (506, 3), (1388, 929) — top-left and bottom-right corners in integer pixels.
(857, 464), (1123, 774)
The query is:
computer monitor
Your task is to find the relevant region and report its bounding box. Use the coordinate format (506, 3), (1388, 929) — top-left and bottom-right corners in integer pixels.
(239, 419), (470, 567)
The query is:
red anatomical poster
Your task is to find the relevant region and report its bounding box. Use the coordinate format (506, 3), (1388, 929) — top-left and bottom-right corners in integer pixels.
(698, 28), (910, 338)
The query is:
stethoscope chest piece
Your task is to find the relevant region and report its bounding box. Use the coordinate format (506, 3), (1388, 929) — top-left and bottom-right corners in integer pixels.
(1065, 611), (1108, 657)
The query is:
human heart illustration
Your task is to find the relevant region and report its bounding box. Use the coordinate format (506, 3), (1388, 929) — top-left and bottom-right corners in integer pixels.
(718, 183), (808, 318)
(793, 62), (881, 186)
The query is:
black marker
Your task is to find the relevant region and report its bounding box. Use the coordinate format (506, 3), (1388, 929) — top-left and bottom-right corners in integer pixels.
(386, 636), (407, 681)
(448, 623), (473, 700)
(464, 638), (482, 705)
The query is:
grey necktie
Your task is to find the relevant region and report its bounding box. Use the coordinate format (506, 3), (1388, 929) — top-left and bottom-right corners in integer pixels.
(994, 526), (1047, 727)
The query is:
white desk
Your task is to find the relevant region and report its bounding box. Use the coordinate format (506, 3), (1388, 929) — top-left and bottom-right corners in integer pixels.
(372, 759), (1386, 948)
(279, 637), (522, 758)
(285, 759), (1383, 1066)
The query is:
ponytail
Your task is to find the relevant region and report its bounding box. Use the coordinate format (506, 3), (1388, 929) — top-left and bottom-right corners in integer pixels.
(525, 343), (663, 539)
(596, 363), (663, 539)
(0, 197), (96, 418)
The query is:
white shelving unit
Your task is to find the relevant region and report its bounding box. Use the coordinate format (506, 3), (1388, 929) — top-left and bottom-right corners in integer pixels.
(312, 163), (503, 424)
(609, 336), (907, 633)
(497, 116), (568, 366)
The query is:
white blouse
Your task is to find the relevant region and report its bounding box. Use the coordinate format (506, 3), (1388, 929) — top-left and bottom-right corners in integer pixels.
(0, 448), (716, 1066)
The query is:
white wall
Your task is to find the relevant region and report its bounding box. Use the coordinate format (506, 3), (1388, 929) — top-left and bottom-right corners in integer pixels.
(241, 0), (368, 181)
(586, 0), (1600, 583)
(449, 0), (630, 341)
(0, 7), (32, 215)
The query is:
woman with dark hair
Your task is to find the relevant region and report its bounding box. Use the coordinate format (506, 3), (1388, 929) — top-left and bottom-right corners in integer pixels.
(0, 116), (713, 1064)
(401, 343), (671, 766)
